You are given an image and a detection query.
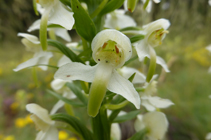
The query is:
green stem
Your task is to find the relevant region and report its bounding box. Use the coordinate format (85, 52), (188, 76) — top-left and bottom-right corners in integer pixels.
(48, 29), (57, 40)
(90, 0), (108, 18)
(33, 0), (39, 16)
(104, 100), (129, 110)
(40, 7), (51, 50)
(143, 0), (150, 10)
(146, 47), (156, 82)
(32, 67), (38, 87)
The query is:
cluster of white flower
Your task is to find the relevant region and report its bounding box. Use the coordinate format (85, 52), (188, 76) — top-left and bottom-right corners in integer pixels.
(14, 0), (174, 140)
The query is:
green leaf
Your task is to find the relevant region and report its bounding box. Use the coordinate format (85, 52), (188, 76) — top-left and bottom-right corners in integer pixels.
(124, 55), (138, 66)
(47, 39), (84, 64)
(143, 0), (150, 10)
(113, 110), (142, 123)
(128, 129), (148, 140)
(51, 113), (93, 140)
(119, 26), (142, 32)
(71, 0), (96, 42)
(130, 34), (145, 43)
(47, 89), (85, 107)
(66, 82), (88, 105)
(59, 0), (71, 7)
(99, 0), (125, 15)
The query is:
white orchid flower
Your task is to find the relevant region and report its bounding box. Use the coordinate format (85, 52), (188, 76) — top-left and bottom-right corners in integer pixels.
(134, 18), (170, 73)
(209, 0), (211, 6)
(134, 111), (168, 140)
(140, 80), (174, 111)
(34, 0), (74, 49)
(13, 33), (53, 72)
(206, 132), (211, 140)
(142, 0), (161, 13)
(111, 123), (121, 140)
(54, 29), (140, 117)
(50, 79), (76, 115)
(104, 9), (136, 30)
(206, 45), (211, 73)
(26, 103), (58, 140)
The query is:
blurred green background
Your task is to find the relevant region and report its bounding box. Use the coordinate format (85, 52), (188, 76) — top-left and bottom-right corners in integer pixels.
(0, 0), (211, 140)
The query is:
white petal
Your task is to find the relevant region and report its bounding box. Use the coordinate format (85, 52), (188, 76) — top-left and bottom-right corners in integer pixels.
(107, 70), (140, 109)
(145, 0), (152, 13)
(134, 115), (146, 132)
(28, 19), (41, 32)
(26, 103), (52, 124)
(13, 51), (52, 71)
(54, 62), (97, 82)
(51, 79), (67, 91)
(209, 0), (211, 6)
(111, 123), (121, 140)
(153, 0), (161, 3)
(50, 100), (65, 115)
(148, 96), (174, 108)
(34, 51), (53, 71)
(58, 55), (72, 67)
(41, 126), (58, 140)
(143, 18), (170, 39)
(91, 29), (132, 63)
(143, 111), (168, 139)
(208, 66), (211, 73)
(48, 2), (74, 30)
(156, 55), (170, 72)
(206, 45), (211, 53)
(135, 40), (150, 61)
(17, 33), (40, 44)
(135, 42), (170, 72)
(37, 3), (45, 14)
(21, 38), (41, 52)
(124, 0), (128, 11)
(120, 66), (146, 84)
(141, 98), (156, 111)
(206, 132), (211, 140)
(54, 28), (71, 42)
(105, 10), (136, 29)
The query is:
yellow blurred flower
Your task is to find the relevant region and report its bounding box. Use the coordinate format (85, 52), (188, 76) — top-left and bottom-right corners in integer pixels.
(0, 134), (4, 139)
(10, 102), (19, 111)
(15, 118), (26, 128)
(191, 48), (211, 67)
(59, 131), (69, 140)
(44, 73), (53, 83)
(0, 68), (3, 76)
(3, 135), (15, 140)
(27, 93), (34, 100)
(68, 137), (78, 140)
(28, 83), (36, 89)
(25, 114), (33, 124)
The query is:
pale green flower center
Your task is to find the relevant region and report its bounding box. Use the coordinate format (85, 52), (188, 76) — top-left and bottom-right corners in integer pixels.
(147, 28), (169, 47)
(94, 40), (124, 68)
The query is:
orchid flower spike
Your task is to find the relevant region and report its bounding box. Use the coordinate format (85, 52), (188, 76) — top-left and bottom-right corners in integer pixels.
(134, 18), (171, 73)
(26, 103), (58, 140)
(134, 111), (168, 140)
(13, 33), (53, 72)
(35, 0), (74, 50)
(54, 29), (141, 117)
